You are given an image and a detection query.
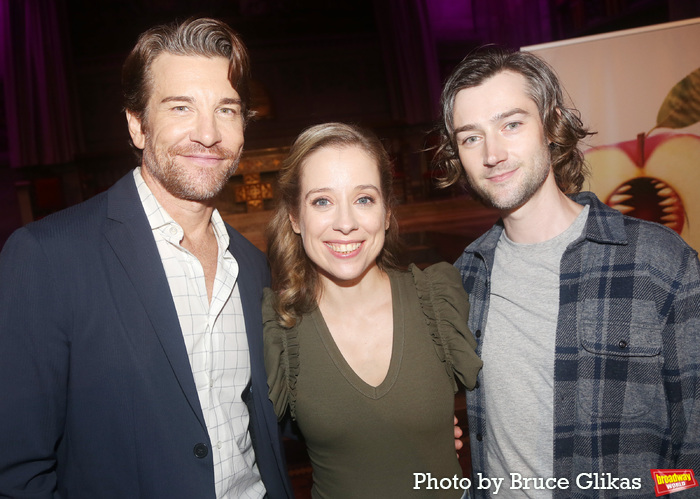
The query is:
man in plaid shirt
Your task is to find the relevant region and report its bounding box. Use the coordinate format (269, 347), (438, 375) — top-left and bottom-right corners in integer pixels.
(435, 46), (700, 498)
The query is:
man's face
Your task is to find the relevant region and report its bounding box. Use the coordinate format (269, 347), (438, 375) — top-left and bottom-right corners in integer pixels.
(127, 53), (244, 202)
(451, 70), (552, 212)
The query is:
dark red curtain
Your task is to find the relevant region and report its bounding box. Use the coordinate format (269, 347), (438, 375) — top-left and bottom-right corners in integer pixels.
(1, 0), (80, 167)
(374, 0), (442, 124)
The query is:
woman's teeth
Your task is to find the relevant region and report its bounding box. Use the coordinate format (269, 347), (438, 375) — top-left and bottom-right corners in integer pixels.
(326, 242), (361, 254)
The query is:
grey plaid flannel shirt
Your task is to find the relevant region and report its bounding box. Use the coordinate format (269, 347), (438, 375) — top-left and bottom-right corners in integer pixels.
(457, 192), (700, 499)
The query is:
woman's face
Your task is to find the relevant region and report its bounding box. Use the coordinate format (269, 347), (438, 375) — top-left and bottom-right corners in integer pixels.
(291, 145), (390, 287)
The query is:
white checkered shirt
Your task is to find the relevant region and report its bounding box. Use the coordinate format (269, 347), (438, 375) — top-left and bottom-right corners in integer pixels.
(134, 168), (266, 499)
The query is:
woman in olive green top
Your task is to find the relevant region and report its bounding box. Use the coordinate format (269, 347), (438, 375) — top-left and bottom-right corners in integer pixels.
(265, 123), (482, 498)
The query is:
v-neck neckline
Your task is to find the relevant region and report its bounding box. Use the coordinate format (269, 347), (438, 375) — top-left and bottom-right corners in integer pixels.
(310, 271), (404, 399)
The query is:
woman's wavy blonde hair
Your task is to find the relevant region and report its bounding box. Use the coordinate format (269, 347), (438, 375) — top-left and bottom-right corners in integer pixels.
(267, 122), (402, 328)
(434, 46), (594, 194)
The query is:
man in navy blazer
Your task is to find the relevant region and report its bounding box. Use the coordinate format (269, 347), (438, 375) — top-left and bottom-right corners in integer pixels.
(0, 18), (293, 499)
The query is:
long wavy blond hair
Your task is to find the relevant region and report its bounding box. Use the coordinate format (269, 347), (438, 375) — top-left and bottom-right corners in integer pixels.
(434, 46), (594, 194)
(267, 123), (402, 327)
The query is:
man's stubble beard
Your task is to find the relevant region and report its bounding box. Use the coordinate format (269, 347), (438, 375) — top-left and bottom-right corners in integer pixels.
(465, 143), (552, 212)
(141, 135), (241, 202)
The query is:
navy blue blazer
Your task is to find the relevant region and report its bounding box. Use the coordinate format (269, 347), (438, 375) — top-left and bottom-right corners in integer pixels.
(0, 173), (293, 499)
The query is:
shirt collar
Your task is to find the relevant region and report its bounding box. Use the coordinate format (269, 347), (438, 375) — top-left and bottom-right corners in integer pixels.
(209, 207), (231, 254)
(133, 167), (231, 251)
(572, 191), (627, 246)
(465, 191), (628, 256)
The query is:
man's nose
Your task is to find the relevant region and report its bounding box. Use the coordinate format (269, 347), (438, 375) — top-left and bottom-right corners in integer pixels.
(483, 135), (507, 166)
(190, 112), (222, 147)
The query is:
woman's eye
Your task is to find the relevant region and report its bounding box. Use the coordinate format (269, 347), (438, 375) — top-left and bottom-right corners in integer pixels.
(357, 196), (374, 205)
(312, 198), (330, 207)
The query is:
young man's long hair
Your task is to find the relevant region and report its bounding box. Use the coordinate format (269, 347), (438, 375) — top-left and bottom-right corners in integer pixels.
(266, 122), (401, 328)
(435, 46), (594, 194)
(122, 17), (253, 162)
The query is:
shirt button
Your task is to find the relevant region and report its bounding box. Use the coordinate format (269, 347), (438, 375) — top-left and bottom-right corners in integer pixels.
(193, 443), (208, 458)
(476, 433), (483, 442)
(618, 340), (628, 350)
(475, 329), (482, 338)
(169, 226), (178, 235)
(216, 441), (222, 449)
(474, 380), (480, 389)
(209, 378), (214, 388)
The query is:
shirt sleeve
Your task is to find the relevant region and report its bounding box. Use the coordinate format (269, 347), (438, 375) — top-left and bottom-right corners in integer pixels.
(411, 262), (483, 391)
(671, 249), (700, 470)
(262, 288), (299, 421)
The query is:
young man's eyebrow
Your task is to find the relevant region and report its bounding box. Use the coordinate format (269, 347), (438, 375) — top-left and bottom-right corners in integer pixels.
(453, 107), (530, 137)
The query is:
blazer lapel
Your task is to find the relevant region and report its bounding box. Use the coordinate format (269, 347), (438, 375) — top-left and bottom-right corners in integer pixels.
(102, 174), (207, 429)
(227, 230), (293, 496)
(227, 230), (265, 373)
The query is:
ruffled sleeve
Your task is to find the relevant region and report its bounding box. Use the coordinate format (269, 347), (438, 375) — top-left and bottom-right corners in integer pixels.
(411, 262), (482, 391)
(262, 288), (300, 421)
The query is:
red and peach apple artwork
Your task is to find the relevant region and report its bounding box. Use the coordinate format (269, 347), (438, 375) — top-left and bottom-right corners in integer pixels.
(585, 67), (700, 250)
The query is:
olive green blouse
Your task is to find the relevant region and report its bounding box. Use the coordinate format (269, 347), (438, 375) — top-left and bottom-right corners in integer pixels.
(263, 262), (482, 498)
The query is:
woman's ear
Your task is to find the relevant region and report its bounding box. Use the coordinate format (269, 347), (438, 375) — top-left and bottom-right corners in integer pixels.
(289, 213), (301, 234)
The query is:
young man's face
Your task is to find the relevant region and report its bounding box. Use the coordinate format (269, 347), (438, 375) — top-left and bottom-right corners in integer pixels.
(451, 70), (552, 212)
(127, 53), (245, 202)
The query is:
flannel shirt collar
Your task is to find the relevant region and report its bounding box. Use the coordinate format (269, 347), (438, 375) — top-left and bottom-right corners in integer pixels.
(573, 191), (627, 246)
(464, 191), (628, 258)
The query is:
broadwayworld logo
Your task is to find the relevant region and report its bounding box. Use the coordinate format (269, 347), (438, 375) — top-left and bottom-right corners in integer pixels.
(651, 469), (698, 496)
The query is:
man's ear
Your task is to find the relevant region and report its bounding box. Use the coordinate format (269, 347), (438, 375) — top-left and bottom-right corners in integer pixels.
(289, 213), (301, 234)
(126, 110), (146, 150)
